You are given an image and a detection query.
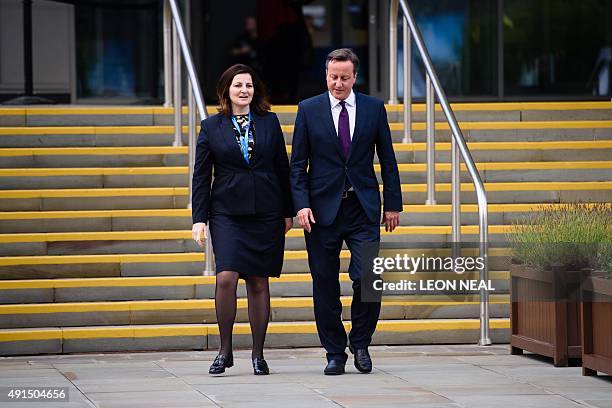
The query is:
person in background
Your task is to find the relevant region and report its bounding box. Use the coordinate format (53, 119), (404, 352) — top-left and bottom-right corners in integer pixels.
(230, 17), (262, 74)
(192, 64), (293, 376)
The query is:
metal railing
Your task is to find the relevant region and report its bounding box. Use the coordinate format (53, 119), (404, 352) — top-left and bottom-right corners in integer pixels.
(163, 0), (214, 275)
(390, 0), (491, 346)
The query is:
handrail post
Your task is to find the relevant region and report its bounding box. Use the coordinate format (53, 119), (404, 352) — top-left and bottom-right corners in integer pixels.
(396, 0), (490, 345)
(163, 0), (172, 107)
(425, 74), (436, 205)
(451, 137), (461, 260)
(402, 17), (412, 144)
(389, 0), (399, 104)
(172, 19), (182, 147)
(166, 0), (212, 275)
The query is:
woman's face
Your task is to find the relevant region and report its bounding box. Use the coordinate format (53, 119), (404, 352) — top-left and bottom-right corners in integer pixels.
(229, 73), (254, 109)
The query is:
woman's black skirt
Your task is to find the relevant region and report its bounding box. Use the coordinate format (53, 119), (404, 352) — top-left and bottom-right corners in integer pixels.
(208, 212), (285, 278)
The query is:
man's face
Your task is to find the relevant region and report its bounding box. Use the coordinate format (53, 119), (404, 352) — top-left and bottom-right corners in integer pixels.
(326, 60), (356, 100)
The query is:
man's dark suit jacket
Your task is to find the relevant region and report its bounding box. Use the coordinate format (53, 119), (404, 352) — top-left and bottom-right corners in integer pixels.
(191, 111), (293, 224)
(290, 92), (403, 226)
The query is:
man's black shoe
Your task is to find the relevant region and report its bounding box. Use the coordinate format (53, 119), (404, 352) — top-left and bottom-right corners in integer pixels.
(349, 345), (372, 373)
(324, 360), (345, 375)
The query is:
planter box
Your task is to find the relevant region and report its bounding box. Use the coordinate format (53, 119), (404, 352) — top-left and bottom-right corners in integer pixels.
(509, 263), (582, 367)
(581, 275), (612, 376)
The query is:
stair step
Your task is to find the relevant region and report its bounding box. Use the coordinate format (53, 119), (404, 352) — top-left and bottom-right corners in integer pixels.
(0, 166), (187, 189)
(0, 318), (511, 355)
(0, 271), (511, 303)
(0, 203), (586, 233)
(0, 187), (188, 211)
(0, 226), (517, 257)
(2, 119), (612, 148)
(1, 182), (610, 212)
(0, 248), (511, 279)
(1, 141), (611, 167)
(0, 146), (187, 168)
(2, 101), (610, 127)
(0, 295), (511, 329)
(0, 162), (610, 189)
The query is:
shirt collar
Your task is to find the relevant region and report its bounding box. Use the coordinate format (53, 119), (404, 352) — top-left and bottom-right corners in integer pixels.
(328, 89), (356, 109)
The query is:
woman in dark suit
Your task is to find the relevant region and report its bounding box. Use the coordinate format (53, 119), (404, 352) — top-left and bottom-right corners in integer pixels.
(191, 64), (293, 375)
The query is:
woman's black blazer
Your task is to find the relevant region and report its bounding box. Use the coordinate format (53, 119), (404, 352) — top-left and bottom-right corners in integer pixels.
(191, 111), (294, 224)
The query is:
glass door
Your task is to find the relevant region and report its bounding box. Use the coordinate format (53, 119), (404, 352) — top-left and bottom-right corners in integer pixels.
(75, 1), (161, 104)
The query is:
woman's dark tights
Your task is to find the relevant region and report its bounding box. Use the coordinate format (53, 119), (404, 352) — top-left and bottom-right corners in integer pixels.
(215, 271), (271, 359)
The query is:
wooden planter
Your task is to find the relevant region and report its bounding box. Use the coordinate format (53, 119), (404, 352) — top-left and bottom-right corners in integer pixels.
(581, 275), (612, 376)
(509, 263), (582, 367)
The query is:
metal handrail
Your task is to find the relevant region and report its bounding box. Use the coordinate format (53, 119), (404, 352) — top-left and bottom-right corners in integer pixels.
(164, 0), (213, 275)
(392, 0), (491, 345)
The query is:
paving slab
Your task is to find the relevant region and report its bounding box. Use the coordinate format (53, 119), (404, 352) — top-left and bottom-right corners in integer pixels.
(0, 345), (609, 408)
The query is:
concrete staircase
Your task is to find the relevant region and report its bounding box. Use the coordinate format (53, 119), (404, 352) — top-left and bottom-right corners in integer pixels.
(0, 102), (611, 356)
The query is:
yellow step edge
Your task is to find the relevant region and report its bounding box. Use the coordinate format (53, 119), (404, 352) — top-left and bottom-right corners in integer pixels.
(0, 248), (512, 268)
(0, 126), (191, 135)
(388, 161), (612, 172)
(0, 161), (609, 177)
(403, 203), (603, 213)
(0, 147), (188, 157)
(0, 318), (511, 341)
(287, 140), (612, 153)
(0, 225), (518, 243)
(0, 187), (188, 199)
(0, 209), (191, 220)
(0, 203), (601, 221)
(384, 120), (612, 132)
(401, 181), (612, 192)
(0, 167), (188, 177)
(285, 121), (606, 133)
(2, 119), (611, 136)
(0, 270), (511, 290)
(0, 252), (206, 266)
(386, 101), (612, 112)
(0, 295), (510, 315)
(1, 141), (611, 156)
(0, 101), (608, 116)
(0, 108), (26, 116)
(2, 181), (612, 200)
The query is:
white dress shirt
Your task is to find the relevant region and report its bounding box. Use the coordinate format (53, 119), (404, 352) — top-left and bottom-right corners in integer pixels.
(328, 90), (356, 140)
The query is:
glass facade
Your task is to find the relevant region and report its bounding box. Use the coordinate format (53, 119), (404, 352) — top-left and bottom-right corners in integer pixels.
(400, 0), (612, 100)
(401, 0), (498, 99)
(75, 2), (161, 102)
(8, 0), (605, 104)
(504, 0), (612, 98)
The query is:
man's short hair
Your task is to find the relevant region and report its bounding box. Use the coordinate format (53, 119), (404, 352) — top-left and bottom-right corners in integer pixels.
(326, 48), (359, 75)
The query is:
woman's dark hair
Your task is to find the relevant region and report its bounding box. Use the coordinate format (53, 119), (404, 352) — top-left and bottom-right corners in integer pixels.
(216, 64), (270, 116)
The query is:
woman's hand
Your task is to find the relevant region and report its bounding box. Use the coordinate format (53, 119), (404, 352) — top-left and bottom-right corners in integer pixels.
(284, 218), (293, 234)
(192, 222), (207, 248)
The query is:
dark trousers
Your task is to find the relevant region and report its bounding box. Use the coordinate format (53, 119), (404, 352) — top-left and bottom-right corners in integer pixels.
(305, 194), (381, 363)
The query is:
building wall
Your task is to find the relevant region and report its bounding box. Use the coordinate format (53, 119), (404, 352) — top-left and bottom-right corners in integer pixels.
(0, 0), (74, 101)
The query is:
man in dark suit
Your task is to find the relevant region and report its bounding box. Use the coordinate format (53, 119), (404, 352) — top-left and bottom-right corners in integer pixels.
(290, 48), (403, 375)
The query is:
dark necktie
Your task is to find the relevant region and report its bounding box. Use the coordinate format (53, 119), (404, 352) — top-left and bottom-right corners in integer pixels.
(338, 100), (351, 160)
(338, 100), (352, 190)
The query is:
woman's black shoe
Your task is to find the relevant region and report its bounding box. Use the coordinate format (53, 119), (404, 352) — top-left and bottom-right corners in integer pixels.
(252, 357), (269, 375)
(209, 354), (233, 375)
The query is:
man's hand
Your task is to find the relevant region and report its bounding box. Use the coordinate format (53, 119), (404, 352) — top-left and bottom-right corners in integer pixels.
(284, 218), (293, 234)
(192, 222), (207, 248)
(297, 208), (316, 233)
(382, 211), (400, 232)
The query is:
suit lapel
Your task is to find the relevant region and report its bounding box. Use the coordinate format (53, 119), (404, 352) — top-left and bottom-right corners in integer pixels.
(250, 113), (265, 165)
(318, 93), (345, 160)
(219, 115), (250, 168)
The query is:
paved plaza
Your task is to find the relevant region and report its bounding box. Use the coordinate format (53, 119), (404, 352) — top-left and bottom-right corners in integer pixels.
(0, 345), (610, 408)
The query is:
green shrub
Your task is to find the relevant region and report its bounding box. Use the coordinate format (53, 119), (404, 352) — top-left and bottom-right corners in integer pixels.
(508, 203), (612, 275)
